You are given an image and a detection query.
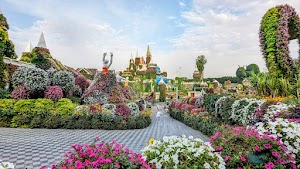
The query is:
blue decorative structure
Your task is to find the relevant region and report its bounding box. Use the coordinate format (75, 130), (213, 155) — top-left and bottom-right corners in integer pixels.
(155, 66), (168, 85)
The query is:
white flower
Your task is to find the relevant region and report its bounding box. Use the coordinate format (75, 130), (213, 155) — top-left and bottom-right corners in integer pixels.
(156, 162), (162, 169)
(172, 154), (179, 164)
(0, 162), (14, 169)
(204, 162), (211, 169)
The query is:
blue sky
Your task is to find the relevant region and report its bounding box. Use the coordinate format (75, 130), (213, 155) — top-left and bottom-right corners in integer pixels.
(1, 0), (300, 78)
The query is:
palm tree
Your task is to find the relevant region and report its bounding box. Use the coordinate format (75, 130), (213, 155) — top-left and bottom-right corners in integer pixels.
(196, 55), (207, 80)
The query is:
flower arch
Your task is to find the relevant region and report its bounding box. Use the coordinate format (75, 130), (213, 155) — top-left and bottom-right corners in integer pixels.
(259, 4), (300, 79)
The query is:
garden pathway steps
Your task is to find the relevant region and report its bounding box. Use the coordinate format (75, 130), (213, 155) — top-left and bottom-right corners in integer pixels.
(0, 104), (207, 168)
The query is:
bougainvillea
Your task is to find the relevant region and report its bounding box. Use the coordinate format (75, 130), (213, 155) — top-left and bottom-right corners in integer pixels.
(52, 71), (75, 95)
(44, 86), (63, 101)
(11, 85), (29, 100)
(259, 4), (300, 79)
(12, 67), (49, 93)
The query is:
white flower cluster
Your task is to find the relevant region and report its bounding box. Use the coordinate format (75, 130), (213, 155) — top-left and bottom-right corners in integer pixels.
(255, 118), (300, 160)
(0, 160), (14, 169)
(214, 96), (229, 118)
(127, 102), (140, 116)
(230, 98), (265, 125)
(141, 135), (225, 169)
(262, 103), (292, 120)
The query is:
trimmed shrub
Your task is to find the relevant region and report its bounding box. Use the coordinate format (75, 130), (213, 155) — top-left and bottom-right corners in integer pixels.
(115, 103), (131, 118)
(12, 85), (29, 100)
(12, 67), (49, 94)
(44, 86), (63, 101)
(75, 75), (89, 92)
(72, 85), (82, 97)
(52, 71), (75, 95)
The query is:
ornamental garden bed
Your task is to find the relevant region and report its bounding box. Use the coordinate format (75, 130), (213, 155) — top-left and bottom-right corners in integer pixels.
(168, 94), (300, 168)
(0, 98), (152, 130)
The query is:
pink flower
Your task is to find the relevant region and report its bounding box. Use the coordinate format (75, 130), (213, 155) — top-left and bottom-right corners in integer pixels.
(263, 144), (271, 149)
(271, 152), (281, 158)
(75, 161), (84, 169)
(255, 145), (261, 152)
(240, 156), (246, 162)
(115, 162), (120, 168)
(264, 162), (275, 169)
(224, 156), (230, 161)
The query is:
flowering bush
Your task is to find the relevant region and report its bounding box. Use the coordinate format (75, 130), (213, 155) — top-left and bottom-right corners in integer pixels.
(48, 138), (151, 169)
(46, 68), (57, 85)
(73, 105), (90, 116)
(142, 135), (225, 169)
(210, 126), (294, 168)
(136, 99), (146, 111)
(255, 118), (300, 166)
(89, 103), (102, 114)
(12, 67), (49, 93)
(75, 75), (89, 92)
(52, 71), (75, 94)
(83, 90), (108, 105)
(72, 85), (82, 98)
(101, 108), (116, 122)
(11, 85), (29, 100)
(127, 102), (140, 116)
(230, 98), (264, 125)
(115, 103), (131, 118)
(44, 86), (63, 101)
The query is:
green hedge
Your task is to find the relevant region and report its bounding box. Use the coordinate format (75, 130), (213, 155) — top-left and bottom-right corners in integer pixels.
(169, 108), (219, 136)
(0, 98), (151, 129)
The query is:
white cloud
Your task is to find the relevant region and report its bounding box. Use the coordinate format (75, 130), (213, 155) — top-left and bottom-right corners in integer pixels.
(168, 0), (300, 78)
(168, 16), (176, 20)
(179, 1), (186, 7)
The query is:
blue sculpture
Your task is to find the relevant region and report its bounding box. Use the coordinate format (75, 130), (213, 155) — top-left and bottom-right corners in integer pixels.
(155, 66), (168, 84)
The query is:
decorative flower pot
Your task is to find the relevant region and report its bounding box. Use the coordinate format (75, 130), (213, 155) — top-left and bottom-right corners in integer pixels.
(248, 152), (267, 166)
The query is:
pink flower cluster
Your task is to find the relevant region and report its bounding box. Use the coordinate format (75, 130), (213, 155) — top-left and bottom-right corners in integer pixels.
(44, 86), (63, 101)
(43, 138), (152, 169)
(115, 103), (131, 118)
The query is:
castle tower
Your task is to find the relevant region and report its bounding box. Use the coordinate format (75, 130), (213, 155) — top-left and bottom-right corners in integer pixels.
(146, 45), (152, 64)
(24, 42), (33, 52)
(37, 32), (47, 48)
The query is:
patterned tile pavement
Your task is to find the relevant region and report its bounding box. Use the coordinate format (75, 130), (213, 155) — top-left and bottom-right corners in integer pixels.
(0, 104), (207, 168)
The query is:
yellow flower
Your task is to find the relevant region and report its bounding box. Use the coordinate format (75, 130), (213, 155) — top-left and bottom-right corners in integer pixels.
(149, 138), (155, 145)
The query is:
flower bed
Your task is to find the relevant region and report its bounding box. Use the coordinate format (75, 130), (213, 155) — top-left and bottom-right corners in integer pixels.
(42, 138), (152, 169)
(0, 98), (152, 130)
(168, 94), (300, 167)
(142, 135), (225, 169)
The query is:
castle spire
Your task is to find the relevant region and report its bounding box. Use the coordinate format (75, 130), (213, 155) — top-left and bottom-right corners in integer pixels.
(131, 52), (133, 59)
(24, 42), (33, 52)
(146, 45), (152, 64)
(37, 32), (47, 48)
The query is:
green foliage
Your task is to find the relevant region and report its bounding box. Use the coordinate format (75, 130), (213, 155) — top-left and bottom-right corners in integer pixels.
(204, 76), (242, 84)
(55, 98), (76, 115)
(0, 14), (9, 30)
(159, 84), (166, 102)
(204, 94), (222, 113)
(236, 66), (247, 80)
(30, 47), (52, 70)
(246, 64), (260, 77)
(13, 99), (35, 115)
(196, 55), (207, 79)
(0, 26), (17, 59)
(249, 73), (293, 97)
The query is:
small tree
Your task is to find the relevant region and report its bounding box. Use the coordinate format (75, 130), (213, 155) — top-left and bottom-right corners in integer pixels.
(196, 55), (207, 80)
(236, 66), (247, 80)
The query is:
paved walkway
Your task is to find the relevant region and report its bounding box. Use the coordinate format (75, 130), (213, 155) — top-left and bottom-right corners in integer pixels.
(0, 105), (207, 168)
